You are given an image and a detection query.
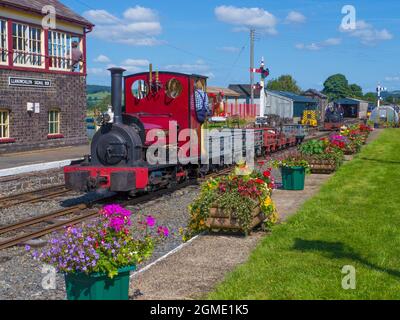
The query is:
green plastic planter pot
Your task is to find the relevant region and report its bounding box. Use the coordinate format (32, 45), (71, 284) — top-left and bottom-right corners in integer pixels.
(64, 265), (136, 300)
(281, 166), (306, 191)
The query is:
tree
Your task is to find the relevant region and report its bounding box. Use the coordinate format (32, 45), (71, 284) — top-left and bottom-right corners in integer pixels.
(348, 83), (363, 98)
(88, 94), (111, 112)
(266, 75), (301, 94)
(364, 92), (377, 103)
(322, 74), (350, 101)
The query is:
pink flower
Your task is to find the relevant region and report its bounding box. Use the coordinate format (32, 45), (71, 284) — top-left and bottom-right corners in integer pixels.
(146, 216), (156, 228)
(157, 226), (169, 237)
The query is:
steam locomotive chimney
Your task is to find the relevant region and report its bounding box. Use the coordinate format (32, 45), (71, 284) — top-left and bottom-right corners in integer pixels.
(108, 67), (126, 125)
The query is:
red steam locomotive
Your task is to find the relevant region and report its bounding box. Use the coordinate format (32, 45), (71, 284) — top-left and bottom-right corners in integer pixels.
(64, 68), (303, 195)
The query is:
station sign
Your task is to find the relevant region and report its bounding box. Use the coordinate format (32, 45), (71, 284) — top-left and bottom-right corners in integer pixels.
(8, 77), (52, 88)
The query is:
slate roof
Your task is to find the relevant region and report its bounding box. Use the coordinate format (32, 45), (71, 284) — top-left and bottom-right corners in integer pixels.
(336, 97), (368, 105)
(207, 86), (240, 97)
(0, 0), (93, 27)
(228, 84), (319, 104)
(268, 90), (319, 104)
(303, 89), (328, 99)
(228, 84), (262, 98)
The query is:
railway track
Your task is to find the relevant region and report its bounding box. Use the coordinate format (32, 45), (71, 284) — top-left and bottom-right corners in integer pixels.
(0, 126), (354, 251)
(0, 185), (70, 209)
(0, 179), (198, 251)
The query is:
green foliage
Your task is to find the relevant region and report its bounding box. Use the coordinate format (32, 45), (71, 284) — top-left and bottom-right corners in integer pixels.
(322, 74), (350, 101)
(87, 93), (111, 112)
(348, 83), (363, 99)
(298, 139), (326, 155)
(266, 75), (301, 94)
(185, 169), (276, 240)
(271, 152), (310, 172)
(87, 85), (111, 95)
(364, 92), (377, 103)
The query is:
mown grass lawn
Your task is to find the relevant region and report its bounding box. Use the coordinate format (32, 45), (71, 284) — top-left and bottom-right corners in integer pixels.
(209, 129), (400, 300)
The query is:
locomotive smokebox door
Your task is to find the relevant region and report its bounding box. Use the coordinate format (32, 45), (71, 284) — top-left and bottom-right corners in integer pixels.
(110, 171), (136, 192)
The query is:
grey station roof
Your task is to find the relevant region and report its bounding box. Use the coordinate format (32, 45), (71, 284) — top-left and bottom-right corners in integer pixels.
(0, 0), (94, 27)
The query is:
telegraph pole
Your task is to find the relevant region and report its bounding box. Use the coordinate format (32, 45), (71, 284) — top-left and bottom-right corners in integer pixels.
(250, 29), (255, 106)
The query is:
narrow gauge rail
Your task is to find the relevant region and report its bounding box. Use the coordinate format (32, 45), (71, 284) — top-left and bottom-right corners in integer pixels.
(0, 185), (70, 210)
(0, 180), (197, 251)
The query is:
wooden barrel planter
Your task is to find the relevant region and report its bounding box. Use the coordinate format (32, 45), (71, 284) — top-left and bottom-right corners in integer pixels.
(307, 158), (337, 174)
(206, 205), (265, 235)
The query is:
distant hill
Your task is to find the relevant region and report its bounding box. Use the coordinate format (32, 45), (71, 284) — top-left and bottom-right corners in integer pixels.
(87, 84), (111, 95)
(87, 85), (111, 111)
(382, 90), (400, 98)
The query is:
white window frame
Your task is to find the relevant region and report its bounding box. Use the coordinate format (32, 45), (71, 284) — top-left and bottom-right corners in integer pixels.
(49, 30), (82, 72)
(0, 110), (10, 139)
(12, 22), (44, 68)
(0, 19), (7, 65)
(48, 109), (60, 135)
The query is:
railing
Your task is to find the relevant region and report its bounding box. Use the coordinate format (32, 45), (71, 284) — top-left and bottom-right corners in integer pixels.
(214, 103), (258, 119)
(0, 48), (85, 73)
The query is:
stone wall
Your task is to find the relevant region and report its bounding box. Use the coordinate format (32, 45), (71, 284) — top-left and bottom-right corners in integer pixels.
(0, 69), (88, 153)
(0, 168), (64, 197)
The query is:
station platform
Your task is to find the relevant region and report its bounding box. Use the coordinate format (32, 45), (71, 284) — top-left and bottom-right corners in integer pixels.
(0, 145), (89, 177)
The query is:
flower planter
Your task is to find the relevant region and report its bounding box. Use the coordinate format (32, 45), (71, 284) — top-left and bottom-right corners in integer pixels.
(64, 265), (136, 300)
(206, 204), (265, 235)
(308, 159), (337, 174)
(281, 166), (306, 190)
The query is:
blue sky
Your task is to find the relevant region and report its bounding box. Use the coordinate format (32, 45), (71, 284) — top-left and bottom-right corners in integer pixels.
(63, 0), (400, 93)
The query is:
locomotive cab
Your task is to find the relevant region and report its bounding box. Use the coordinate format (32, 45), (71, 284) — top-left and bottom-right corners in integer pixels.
(64, 68), (209, 194)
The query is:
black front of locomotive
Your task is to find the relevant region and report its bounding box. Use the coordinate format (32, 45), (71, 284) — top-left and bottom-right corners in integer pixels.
(90, 68), (144, 168)
(65, 68), (146, 193)
(90, 122), (143, 167)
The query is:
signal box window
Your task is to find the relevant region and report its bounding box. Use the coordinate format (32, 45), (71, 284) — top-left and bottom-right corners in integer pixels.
(12, 23), (43, 67)
(48, 110), (60, 134)
(0, 20), (7, 64)
(49, 31), (82, 72)
(0, 110), (10, 139)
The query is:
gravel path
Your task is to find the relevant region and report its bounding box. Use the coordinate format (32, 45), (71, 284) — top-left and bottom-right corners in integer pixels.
(0, 185), (200, 300)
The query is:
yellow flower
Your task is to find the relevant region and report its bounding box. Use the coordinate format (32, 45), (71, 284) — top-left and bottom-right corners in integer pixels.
(264, 196), (272, 207)
(269, 210), (279, 224)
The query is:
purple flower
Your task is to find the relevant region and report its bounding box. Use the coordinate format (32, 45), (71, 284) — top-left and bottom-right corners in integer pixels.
(25, 245), (31, 251)
(157, 226), (169, 237)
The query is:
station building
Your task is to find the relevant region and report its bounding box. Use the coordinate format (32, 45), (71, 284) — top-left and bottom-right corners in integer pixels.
(0, 0), (93, 153)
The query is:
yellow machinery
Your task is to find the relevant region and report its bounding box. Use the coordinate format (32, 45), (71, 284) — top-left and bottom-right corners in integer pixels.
(301, 110), (318, 127)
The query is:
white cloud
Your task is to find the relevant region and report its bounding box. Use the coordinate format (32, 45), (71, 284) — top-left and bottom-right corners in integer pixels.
(296, 38), (341, 51)
(122, 59), (150, 67)
(123, 6), (158, 22)
(84, 7), (163, 46)
(218, 46), (241, 53)
(83, 10), (119, 24)
(285, 11), (306, 24)
(385, 76), (400, 82)
(94, 55), (111, 63)
(215, 5), (278, 35)
(164, 60), (214, 78)
(87, 67), (108, 76)
(323, 38), (342, 46)
(340, 20), (393, 45)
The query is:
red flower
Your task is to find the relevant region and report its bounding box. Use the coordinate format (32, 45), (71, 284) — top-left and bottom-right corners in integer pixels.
(263, 171), (271, 178)
(255, 178), (264, 184)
